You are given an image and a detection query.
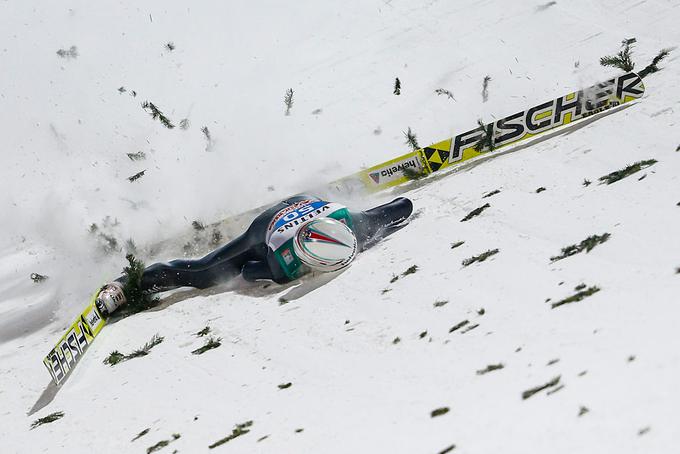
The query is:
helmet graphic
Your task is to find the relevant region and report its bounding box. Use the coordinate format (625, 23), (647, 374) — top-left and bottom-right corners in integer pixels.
(293, 217), (357, 272)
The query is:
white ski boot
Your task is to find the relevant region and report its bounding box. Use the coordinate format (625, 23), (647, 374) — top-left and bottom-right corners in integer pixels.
(95, 282), (127, 317)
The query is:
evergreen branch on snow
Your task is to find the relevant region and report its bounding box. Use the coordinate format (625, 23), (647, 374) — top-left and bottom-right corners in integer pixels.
(600, 38), (671, 78)
(30, 411), (64, 429)
(476, 363), (504, 375)
(547, 384), (565, 395)
(473, 119), (495, 152)
(30, 273), (48, 283)
(201, 126), (213, 151)
(126, 151), (146, 161)
(141, 101), (175, 129)
(434, 88), (455, 100)
(404, 127), (420, 150)
(449, 320), (469, 333)
(393, 77), (401, 95)
(450, 241), (465, 249)
(402, 264), (418, 276)
(284, 88), (294, 115)
(462, 249), (499, 267)
(521, 376), (561, 399)
(482, 189), (501, 198)
(600, 40), (635, 72)
(535, 1), (557, 11)
(431, 407), (450, 417)
(195, 326), (211, 337)
(639, 48), (672, 78)
(598, 159), (657, 184)
(551, 286), (600, 309)
(481, 75), (491, 102)
(192, 336), (222, 355)
(147, 433), (180, 454)
(132, 428), (150, 442)
(128, 170), (146, 182)
(550, 233), (611, 262)
(461, 203), (490, 222)
(460, 323), (480, 333)
(128, 334), (164, 359)
(104, 334), (164, 366)
(209, 421), (253, 449)
(121, 254), (159, 313)
(56, 46), (78, 59)
(439, 445), (457, 454)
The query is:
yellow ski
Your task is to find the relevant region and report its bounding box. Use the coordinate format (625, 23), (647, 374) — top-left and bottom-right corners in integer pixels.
(42, 293), (107, 386)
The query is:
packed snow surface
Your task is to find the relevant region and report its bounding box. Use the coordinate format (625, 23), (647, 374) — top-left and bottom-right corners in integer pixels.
(1, 0), (680, 452)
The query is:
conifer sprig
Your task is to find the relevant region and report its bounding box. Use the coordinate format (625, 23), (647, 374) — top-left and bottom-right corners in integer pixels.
(462, 249), (499, 267)
(482, 75), (491, 102)
(598, 160), (657, 184)
(550, 233), (611, 262)
(209, 421), (253, 449)
(121, 254), (158, 313)
(639, 48), (672, 78)
(600, 40), (635, 72)
(434, 88), (455, 100)
(104, 334), (164, 366)
(474, 119), (494, 152)
(30, 411), (64, 429)
(141, 101), (175, 129)
(192, 336), (222, 355)
(284, 88), (294, 115)
(600, 38), (671, 78)
(404, 127), (420, 150)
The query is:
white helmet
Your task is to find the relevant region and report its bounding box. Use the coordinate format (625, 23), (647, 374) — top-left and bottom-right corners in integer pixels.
(293, 217), (357, 272)
(95, 281), (127, 317)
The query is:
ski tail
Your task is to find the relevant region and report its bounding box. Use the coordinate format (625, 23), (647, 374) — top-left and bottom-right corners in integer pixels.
(42, 292), (107, 386)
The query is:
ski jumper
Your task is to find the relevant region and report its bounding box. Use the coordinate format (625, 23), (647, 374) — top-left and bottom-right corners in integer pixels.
(131, 195), (413, 292)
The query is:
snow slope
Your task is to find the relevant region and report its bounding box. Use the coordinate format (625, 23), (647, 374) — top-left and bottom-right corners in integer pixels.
(2, 0), (680, 452)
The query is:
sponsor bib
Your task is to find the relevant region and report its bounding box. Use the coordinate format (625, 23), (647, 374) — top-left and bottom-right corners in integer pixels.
(266, 200), (347, 251)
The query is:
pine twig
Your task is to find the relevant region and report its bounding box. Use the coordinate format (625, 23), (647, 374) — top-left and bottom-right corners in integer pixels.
(473, 119), (494, 152)
(600, 40), (635, 72)
(404, 127), (420, 150)
(141, 101), (175, 129)
(639, 48), (672, 78)
(284, 88), (294, 115)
